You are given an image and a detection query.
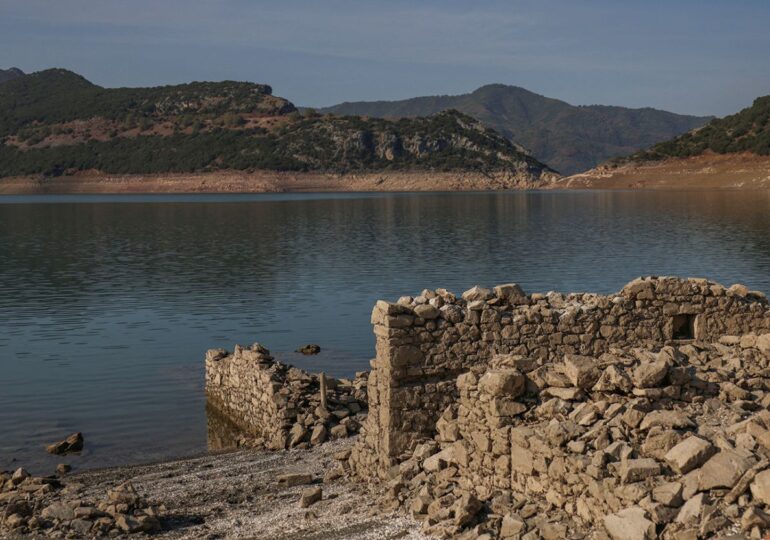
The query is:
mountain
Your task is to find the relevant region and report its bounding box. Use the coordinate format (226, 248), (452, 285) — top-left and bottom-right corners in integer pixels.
(318, 84), (712, 174)
(0, 67), (24, 84)
(0, 69), (556, 187)
(621, 95), (770, 161)
(560, 95), (770, 189)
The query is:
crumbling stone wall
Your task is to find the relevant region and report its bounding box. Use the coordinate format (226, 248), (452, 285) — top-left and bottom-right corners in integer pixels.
(386, 336), (770, 539)
(350, 277), (770, 478)
(205, 343), (367, 450)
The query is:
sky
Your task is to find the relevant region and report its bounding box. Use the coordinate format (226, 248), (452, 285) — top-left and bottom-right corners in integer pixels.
(1, 0), (769, 117)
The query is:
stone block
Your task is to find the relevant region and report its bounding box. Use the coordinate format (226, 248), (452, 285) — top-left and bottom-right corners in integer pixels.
(664, 436), (716, 474)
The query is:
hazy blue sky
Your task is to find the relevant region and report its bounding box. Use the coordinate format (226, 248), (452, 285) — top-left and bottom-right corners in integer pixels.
(1, 0), (769, 116)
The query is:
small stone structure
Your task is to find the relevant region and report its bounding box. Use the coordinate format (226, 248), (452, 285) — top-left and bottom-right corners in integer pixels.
(349, 277), (770, 478)
(201, 276), (770, 538)
(336, 276), (770, 539)
(205, 343), (368, 450)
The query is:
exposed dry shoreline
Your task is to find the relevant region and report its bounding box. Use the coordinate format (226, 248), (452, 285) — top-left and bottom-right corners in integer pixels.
(0, 170), (550, 195)
(2, 438), (426, 540)
(3, 155), (770, 194)
(559, 152), (770, 190)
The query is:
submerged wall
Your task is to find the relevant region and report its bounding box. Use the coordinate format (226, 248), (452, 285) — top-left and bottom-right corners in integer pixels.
(349, 276), (770, 477)
(205, 343), (368, 450)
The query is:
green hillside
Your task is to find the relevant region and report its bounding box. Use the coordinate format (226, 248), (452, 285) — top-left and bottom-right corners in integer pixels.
(626, 95), (770, 162)
(0, 68), (294, 138)
(0, 69), (555, 181)
(319, 84), (712, 174)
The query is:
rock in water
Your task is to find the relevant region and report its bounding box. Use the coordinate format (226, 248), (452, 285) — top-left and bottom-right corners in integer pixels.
(46, 432), (84, 455)
(297, 344), (321, 355)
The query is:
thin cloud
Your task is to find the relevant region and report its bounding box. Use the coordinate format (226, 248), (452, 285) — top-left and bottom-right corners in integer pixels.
(1, 0), (769, 115)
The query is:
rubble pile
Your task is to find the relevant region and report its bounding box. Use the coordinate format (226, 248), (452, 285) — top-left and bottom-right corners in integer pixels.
(0, 470), (161, 538)
(374, 334), (770, 539)
(206, 343), (368, 450)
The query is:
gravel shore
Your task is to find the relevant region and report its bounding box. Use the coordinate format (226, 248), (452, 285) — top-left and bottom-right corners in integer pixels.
(3, 438), (426, 540)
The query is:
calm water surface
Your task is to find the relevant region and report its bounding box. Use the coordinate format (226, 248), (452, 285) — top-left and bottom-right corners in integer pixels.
(1, 190), (769, 472)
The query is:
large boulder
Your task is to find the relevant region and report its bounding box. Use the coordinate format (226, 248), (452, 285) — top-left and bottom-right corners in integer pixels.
(698, 450), (755, 491)
(757, 333), (770, 354)
(633, 360), (669, 388)
(478, 370), (526, 398)
(413, 304), (440, 320)
(299, 486), (322, 508)
(639, 410), (693, 431)
(604, 507), (655, 540)
(563, 355), (600, 389)
(664, 436), (716, 474)
(750, 469), (770, 505)
(619, 458), (660, 483)
(462, 286), (493, 302)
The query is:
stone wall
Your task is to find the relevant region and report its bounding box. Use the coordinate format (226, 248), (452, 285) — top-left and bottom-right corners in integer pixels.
(205, 343), (368, 450)
(386, 335), (770, 539)
(349, 277), (770, 478)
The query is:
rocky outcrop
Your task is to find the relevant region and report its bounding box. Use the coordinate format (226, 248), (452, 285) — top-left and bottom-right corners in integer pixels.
(205, 343), (368, 450)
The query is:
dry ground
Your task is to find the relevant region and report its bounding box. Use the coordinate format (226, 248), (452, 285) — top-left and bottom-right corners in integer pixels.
(559, 152), (770, 189)
(0, 170), (542, 195)
(14, 438), (426, 540)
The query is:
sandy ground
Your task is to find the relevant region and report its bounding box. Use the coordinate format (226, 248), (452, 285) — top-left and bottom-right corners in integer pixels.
(0, 170), (547, 195)
(558, 152), (770, 189)
(27, 438), (425, 540)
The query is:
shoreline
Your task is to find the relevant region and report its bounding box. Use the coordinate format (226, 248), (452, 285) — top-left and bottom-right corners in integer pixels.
(2, 438), (426, 540)
(559, 151), (770, 189)
(2, 158), (770, 194)
(0, 170), (551, 195)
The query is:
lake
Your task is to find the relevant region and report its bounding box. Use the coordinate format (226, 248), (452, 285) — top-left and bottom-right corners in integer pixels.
(1, 190), (769, 473)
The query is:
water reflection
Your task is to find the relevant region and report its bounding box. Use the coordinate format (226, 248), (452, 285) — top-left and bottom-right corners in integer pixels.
(206, 402), (248, 453)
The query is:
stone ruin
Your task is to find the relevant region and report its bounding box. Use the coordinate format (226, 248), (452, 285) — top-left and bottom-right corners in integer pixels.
(201, 275), (770, 539)
(343, 276), (770, 539)
(205, 343), (368, 450)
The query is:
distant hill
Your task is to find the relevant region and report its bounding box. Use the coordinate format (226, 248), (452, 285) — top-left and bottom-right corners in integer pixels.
(560, 95), (770, 189)
(0, 69), (555, 185)
(622, 95), (770, 162)
(0, 67), (24, 84)
(319, 84), (712, 174)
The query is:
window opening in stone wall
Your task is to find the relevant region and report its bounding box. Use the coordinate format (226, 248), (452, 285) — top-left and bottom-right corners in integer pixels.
(672, 314), (695, 340)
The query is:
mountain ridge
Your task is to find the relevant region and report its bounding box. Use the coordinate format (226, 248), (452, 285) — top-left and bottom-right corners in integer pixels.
(0, 67), (24, 84)
(318, 84), (712, 174)
(0, 68), (556, 187)
(617, 95), (770, 162)
(559, 95), (770, 189)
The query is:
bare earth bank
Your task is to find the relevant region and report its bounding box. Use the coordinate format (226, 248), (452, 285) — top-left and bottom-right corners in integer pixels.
(0, 171), (547, 195)
(4, 155), (770, 195)
(559, 152), (770, 190)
